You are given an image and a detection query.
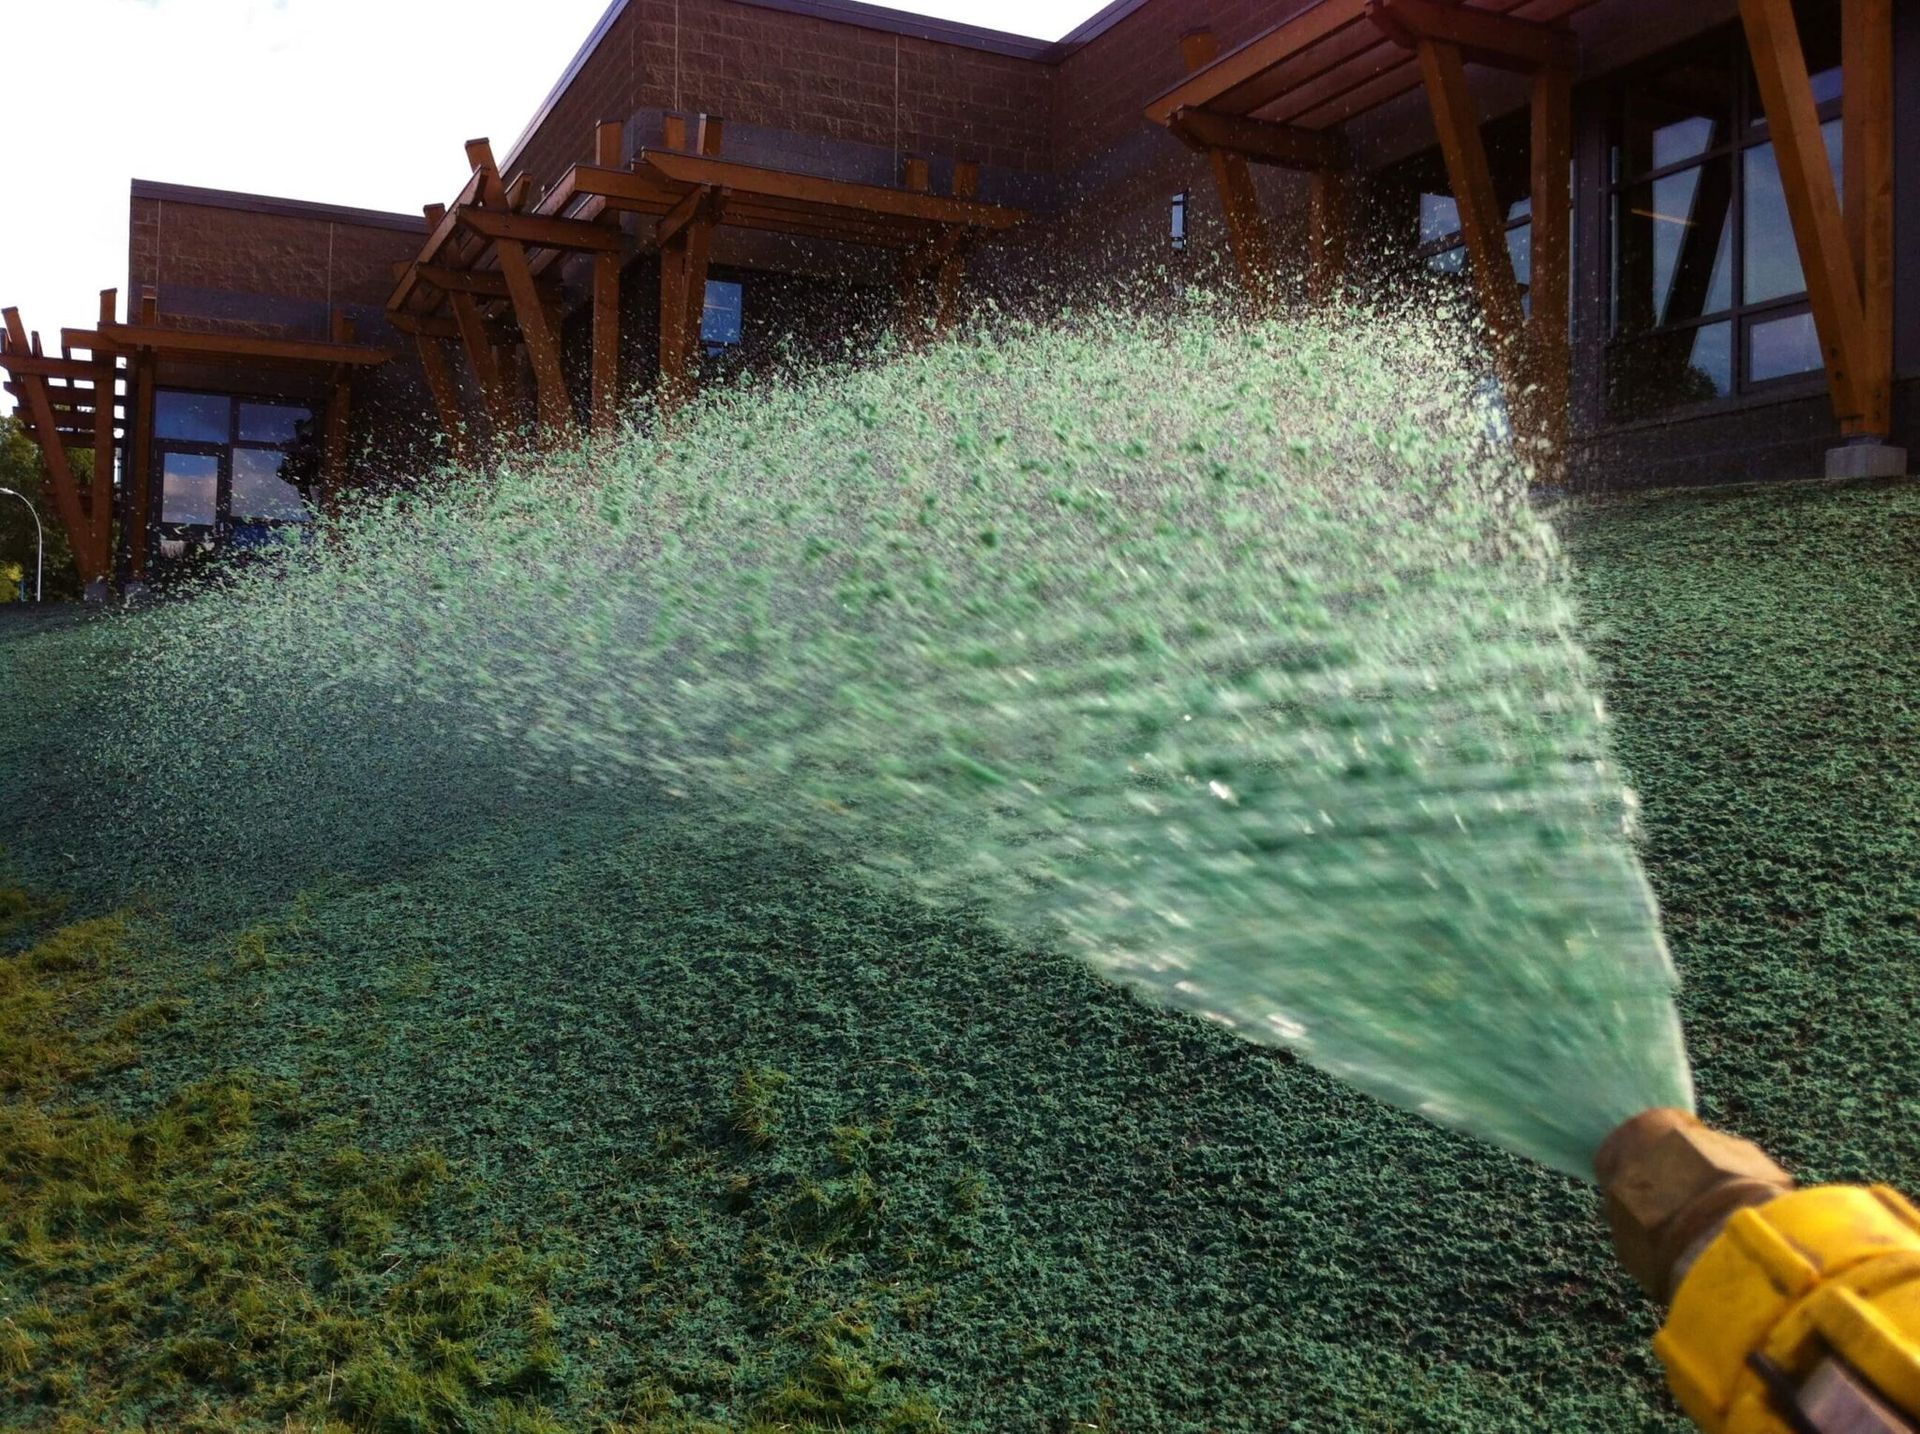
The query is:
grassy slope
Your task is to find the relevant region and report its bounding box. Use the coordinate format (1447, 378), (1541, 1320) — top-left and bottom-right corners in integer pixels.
(0, 476), (1915, 1431)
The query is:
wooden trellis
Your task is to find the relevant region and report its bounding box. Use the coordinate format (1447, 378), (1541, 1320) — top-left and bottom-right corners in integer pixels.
(2, 285), (389, 583)
(1146, 0), (1588, 466)
(387, 116), (1025, 449)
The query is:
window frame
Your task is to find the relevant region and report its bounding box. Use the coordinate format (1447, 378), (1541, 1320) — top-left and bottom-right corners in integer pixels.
(148, 388), (317, 552)
(1601, 23), (1843, 422)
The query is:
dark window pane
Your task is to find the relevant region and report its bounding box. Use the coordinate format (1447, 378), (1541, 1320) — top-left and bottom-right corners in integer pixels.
(1743, 121), (1842, 304)
(231, 447), (309, 521)
(160, 452), (219, 524)
(1607, 320), (1732, 419)
(1746, 309), (1823, 383)
(1617, 49), (1736, 177)
(155, 391), (230, 443)
(237, 402), (311, 445)
(1613, 157), (1733, 334)
(1419, 193), (1460, 245)
(701, 280), (743, 350)
(1426, 244), (1466, 277)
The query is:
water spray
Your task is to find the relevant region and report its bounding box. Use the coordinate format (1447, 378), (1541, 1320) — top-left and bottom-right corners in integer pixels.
(83, 307), (1920, 1429)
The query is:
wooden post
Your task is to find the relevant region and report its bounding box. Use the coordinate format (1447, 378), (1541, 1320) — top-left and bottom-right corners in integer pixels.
(903, 155), (930, 193)
(320, 310), (354, 498)
(1415, 39), (1528, 410)
(414, 334), (470, 466)
(450, 291), (518, 439)
(596, 118), (624, 168)
(89, 289), (118, 577)
(1306, 169), (1349, 304)
(1842, 0), (1893, 438)
(1527, 67), (1573, 468)
(467, 138), (578, 444)
(662, 113), (689, 151)
(591, 250), (622, 435)
(128, 350), (154, 578)
(1179, 31), (1280, 315)
(657, 194), (716, 414)
(698, 114), (725, 157)
(1739, 0), (1870, 431)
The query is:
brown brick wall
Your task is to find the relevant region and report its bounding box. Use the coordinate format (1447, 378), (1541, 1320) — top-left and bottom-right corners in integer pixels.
(127, 196), (422, 339)
(506, 0), (1052, 191)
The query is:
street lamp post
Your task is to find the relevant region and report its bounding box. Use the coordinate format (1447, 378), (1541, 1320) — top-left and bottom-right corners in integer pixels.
(0, 487), (44, 602)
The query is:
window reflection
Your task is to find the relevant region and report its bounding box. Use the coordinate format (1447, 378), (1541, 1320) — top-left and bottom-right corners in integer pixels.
(1614, 156), (1734, 333)
(1609, 321), (1732, 419)
(155, 392), (230, 443)
(1742, 122), (1842, 304)
(160, 452), (219, 525)
(231, 447), (310, 522)
(238, 402), (309, 445)
(1617, 51), (1736, 176)
(1746, 309), (1823, 383)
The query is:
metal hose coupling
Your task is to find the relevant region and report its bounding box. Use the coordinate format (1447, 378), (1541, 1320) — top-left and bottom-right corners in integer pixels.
(1597, 1108), (1920, 1434)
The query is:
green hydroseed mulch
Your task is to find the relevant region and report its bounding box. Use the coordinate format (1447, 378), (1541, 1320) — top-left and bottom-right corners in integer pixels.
(2, 466), (1916, 1423)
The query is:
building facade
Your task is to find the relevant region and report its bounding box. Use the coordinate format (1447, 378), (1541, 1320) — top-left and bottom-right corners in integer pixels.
(1, 0), (1910, 588)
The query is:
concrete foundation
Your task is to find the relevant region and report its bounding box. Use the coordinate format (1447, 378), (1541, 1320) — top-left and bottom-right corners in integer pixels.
(1825, 441), (1910, 480)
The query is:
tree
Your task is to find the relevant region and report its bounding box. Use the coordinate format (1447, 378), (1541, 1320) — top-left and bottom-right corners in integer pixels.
(0, 416), (83, 601)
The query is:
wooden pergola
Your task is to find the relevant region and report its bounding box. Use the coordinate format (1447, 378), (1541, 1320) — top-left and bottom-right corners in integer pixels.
(2, 287), (390, 584)
(1146, 0), (1897, 458)
(386, 116), (1025, 452)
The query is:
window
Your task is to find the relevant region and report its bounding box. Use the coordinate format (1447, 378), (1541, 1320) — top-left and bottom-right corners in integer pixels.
(1606, 15), (1842, 420)
(1170, 191), (1188, 252)
(150, 391), (316, 549)
(700, 280), (743, 355)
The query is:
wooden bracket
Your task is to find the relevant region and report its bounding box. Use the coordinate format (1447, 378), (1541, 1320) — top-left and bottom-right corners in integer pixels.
(1179, 31), (1281, 316)
(1168, 106), (1347, 171)
(1367, 0), (1576, 73)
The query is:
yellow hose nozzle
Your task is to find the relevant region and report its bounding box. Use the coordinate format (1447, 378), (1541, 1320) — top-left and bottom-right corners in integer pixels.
(1598, 1109), (1920, 1433)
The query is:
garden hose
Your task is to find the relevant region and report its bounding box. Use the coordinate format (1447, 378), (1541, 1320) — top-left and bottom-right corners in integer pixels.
(1598, 1109), (1920, 1433)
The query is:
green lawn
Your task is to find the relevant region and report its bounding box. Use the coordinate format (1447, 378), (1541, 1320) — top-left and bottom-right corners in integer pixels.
(0, 475), (1914, 1432)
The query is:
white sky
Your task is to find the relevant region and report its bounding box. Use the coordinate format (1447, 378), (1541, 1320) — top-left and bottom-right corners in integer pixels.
(0, 0), (1105, 416)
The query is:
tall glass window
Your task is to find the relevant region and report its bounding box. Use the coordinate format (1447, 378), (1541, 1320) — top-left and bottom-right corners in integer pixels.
(1605, 16), (1842, 421)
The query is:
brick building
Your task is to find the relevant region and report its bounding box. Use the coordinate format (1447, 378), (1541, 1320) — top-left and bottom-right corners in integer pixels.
(2, 0), (1912, 589)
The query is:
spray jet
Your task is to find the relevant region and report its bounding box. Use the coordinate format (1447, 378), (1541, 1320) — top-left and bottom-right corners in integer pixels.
(1599, 1109), (1920, 1433)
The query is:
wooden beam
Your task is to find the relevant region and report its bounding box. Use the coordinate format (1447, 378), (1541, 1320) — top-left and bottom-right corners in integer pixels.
(698, 114), (725, 157)
(657, 199), (716, 414)
(90, 323), (388, 366)
(1842, 0), (1893, 437)
(656, 184), (715, 247)
(1168, 106), (1347, 171)
(591, 249), (622, 436)
(636, 149), (1023, 230)
(458, 207), (625, 253)
(596, 118), (624, 168)
(1180, 32), (1279, 315)
(1307, 168), (1350, 304)
(450, 290), (519, 438)
(1366, 0), (1577, 73)
(951, 160), (979, 200)
(2, 307), (99, 583)
(903, 156), (931, 193)
(661, 113), (690, 151)
(492, 234), (577, 441)
(1144, 0), (1369, 125)
(89, 291), (117, 575)
(414, 334), (470, 467)
(1416, 40), (1526, 371)
(1528, 67), (1573, 467)
(1739, 0), (1869, 429)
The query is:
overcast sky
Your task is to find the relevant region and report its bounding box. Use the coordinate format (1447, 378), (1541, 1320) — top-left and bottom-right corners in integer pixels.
(0, 0), (1105, 416)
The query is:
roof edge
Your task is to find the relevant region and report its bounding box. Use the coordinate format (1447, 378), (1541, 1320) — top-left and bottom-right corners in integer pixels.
(129, 179), (426, 233)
